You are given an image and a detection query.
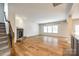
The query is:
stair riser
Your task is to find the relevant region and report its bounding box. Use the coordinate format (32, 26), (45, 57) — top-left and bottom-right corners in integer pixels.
(0, 35), (7, 37)
(0, 33), (6, 35)
(0, 42), (8, 49)
(0, 29), (6, 32)
(0, 40), (8, 44)
(0, 38), (8, 42)
(0, 48), (9, 53)
(0, 30), (6, 32)
(0, 48), (10, 56)
(0, 28), (6, 30)
(0, 26), (5, 28)
(0, 27), (5, 29)
(0, 23), (5, 26)
(0, 25), (5, 28)
(0, 37), (8, 39)
(0, 24), (5, 26)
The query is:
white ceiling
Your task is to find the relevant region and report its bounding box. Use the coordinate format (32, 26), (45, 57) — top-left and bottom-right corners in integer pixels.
(8, 3), (79, 23)
(71, 4), (79, 19)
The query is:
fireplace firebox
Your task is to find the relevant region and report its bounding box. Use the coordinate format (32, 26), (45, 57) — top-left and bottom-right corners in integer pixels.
(17, 28), (23, 39)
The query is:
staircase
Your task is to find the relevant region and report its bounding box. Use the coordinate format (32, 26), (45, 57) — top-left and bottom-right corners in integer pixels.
(0, 23), (10, 56)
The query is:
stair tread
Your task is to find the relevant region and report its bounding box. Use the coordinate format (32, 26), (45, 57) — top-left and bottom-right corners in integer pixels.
(2, 51), (10, 56)
(0, 22), (5, 24)
(0, 27), (5, 29)
(0, 42), (8, 49)
(0, 33), (6, 35)
(0, 24), (5, 26)
(0, 40), (8, 44)
(0, 25), (5, 26)
(0, 36), (8, 39)
(0, 35), (8, 37)
(0, 45), (9, 51)
(0, 37), (8, 42)
(0, 23), (5, 25)
(0, 33), (7, 35)
(0, 28), (6, 32)
(0, 48), (10, 56)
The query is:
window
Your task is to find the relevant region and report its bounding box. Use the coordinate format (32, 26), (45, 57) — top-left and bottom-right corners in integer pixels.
(52, 25), (58, 33)
(75, 25), (79, 35)
(43, 25), (58, 33)
(48, 26), (52, 33)
(44, 26), (48, 33)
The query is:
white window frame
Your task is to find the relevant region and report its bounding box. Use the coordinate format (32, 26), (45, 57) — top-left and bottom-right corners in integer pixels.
(43, 25), (58, 33)
(44, 26), (48, 33)
(75, 25), (79, 35)
(48, 26), (53, 33)
(52, 25), (58, 33)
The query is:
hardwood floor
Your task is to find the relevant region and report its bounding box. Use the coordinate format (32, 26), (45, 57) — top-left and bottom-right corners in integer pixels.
(12, 36), (72, 56)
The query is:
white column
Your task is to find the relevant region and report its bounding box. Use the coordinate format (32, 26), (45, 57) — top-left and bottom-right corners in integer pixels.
(67, 15), (73, 37)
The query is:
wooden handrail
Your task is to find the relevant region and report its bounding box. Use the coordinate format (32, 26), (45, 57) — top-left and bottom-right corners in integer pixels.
(4, 12), (14, 48)
(8, 21), (14, 48)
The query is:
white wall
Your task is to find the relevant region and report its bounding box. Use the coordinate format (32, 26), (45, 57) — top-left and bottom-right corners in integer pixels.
(24, 21), (39, 37)
(15, 15), (39, 38)
(0, 3), (4, 22)
(39, 21), (69, 37)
